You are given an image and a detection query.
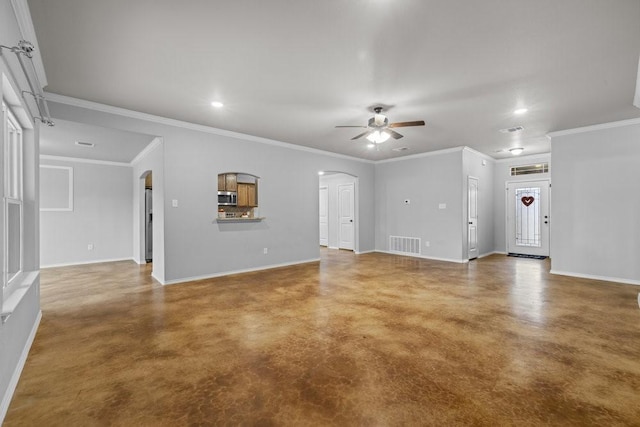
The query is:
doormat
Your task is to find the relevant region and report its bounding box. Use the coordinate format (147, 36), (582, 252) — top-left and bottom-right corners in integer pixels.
(508, 253), (547, 260)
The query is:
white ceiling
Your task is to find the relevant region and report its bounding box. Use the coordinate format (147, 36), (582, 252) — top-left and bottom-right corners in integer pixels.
(40, 118), (156, 164)
(27, 0), (640, 161)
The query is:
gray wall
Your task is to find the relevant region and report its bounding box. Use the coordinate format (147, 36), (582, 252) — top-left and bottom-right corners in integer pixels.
(550, 121), (640, 283)
(462, 148), (495, 258)
(375, 149), (465, 262)
(0, 0), (42, 420)
(493, 153), (551, 253)
(47, 101), (376, 284)
(40, 159), (133, 267)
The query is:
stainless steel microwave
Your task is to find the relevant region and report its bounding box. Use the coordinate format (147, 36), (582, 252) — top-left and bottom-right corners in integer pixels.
(218, 191), (237, 206)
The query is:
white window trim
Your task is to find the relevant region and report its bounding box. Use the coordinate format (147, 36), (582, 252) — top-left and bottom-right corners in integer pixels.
(2, 102), (24, 290)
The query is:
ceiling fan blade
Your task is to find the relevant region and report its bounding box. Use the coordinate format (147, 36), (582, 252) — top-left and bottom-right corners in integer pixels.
(351, 131), (370, 140)
(386, 129), (404, 139)
(388, 120), (426, 128)
(335, 125), (368, 128)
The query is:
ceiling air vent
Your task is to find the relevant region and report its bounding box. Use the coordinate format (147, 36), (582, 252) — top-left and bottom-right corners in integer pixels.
(392, 147), (409, 152)
(499, 126), (524, 133)
(510, 163), (549, 176)
(75, 141), (95, 147)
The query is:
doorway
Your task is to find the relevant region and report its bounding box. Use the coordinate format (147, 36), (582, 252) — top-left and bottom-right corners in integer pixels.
(318, 172), (357, 252)
(468, 176), (478, 260)
(506, 180), (550, 257)
(319, 186), (328, 246)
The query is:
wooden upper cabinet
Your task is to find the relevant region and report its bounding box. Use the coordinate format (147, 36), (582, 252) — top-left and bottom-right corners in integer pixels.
(218, 173), (238, 191)
(225, 174), (237, 191)
(237, 183), (257, 207)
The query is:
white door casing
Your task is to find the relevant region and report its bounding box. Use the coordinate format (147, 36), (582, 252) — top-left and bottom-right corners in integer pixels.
(468, 176), (478, 260)
(506, 180), (550, 257)
(338, 183), (354, 250)
(319, 186), (328, 246)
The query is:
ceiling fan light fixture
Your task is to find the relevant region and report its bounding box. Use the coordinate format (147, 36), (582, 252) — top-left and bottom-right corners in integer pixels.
(210, 101), (224, 108)
(366, 130), (390, 144)
(514, 108), (528, 115)
(509, 147), (524, 155)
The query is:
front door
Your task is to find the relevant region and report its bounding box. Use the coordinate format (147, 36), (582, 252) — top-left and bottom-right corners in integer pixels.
(319, 186), (328, 246)
(506, 180), (550, 257)
(468, 176), (478, 260)
(338, 183), (354, 250)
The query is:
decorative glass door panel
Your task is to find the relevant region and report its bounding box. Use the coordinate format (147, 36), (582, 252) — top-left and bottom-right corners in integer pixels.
(507, 180), (550, 257)
(515, 187), (541, 247)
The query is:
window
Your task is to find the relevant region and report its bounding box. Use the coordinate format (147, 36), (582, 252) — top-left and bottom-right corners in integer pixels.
(3, 102), (23, 288)
(510, 163), (549, 176)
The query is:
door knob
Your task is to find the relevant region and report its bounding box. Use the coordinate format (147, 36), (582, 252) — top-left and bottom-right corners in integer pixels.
(350, 219), (353, 223)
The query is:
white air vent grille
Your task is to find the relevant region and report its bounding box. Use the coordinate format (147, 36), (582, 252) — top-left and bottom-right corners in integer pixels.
(499, 126), (524, 133)
(389, 236), (421, 256)
(75, 141), (95, 147)
(393, 147), (409, 152)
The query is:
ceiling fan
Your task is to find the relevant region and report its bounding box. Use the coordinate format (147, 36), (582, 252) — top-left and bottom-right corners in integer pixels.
(336, 107), (425, 144)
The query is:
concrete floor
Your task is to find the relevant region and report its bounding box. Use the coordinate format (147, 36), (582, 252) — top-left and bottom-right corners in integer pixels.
(5, 250), (640, 425)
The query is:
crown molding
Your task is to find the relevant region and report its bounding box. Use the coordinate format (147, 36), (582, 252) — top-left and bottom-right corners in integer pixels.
(9, 0), (48, 87)
(546, 117), (640, 139)
(462, 146), (496, 162)
(494, 152), (551, 164)
(44, 92), (376, 165)
(375, 146), (464, 164)
(130, 137), (162, 166)
(40, 154), (131, 168)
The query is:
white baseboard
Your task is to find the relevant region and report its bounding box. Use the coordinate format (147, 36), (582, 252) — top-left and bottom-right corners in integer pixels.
(479, 251), (506, 259)
(355, 250), (376, 255)
(160, 258), (321, 286)
(376, 250), (467, 264)
(550, 270), (640, 286)
(40, 257), (135, 269)
(0, 310), (42, 424)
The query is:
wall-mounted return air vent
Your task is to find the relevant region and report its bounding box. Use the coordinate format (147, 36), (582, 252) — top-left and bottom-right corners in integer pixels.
(389, 236), (421, 256)
(75, 141), (95, 147)
(499, 126), (524, 133)
(392, 147), (409, 152)
(510, 163), (549, 176)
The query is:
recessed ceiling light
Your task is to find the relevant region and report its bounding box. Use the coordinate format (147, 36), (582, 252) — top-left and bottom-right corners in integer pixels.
(75, 141), (95, 147)
(318, 171), (325, 176)
(514, 108), (528, 115)
(367, 143), (375, 149)
(509, 147), (524, 155)
(211, 101), (224, 108)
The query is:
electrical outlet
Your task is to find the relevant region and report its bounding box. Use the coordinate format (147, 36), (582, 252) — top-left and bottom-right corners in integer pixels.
(425, 241), (430, 247)
(172, 199), (178, 208)
(263, 248), (268, 254)
(88, 244), (94, 251)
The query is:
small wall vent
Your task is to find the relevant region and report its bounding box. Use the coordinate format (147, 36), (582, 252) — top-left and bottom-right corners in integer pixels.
(392, 147), (409, 152)
(499, 126), (524, 133)
(389, 236), (421, 256)
(75, 141), (95, 147)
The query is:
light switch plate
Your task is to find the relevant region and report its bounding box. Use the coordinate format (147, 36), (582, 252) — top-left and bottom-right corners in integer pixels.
(439, 203), (446, 209)
(172, 199), (178, 208)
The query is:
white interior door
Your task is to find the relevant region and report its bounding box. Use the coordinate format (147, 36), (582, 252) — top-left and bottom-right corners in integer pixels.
(319, 186), (328, 246)
(468, 176), (478, 260)
(338, 183), (354, 250)
(507, 180), (550, 256)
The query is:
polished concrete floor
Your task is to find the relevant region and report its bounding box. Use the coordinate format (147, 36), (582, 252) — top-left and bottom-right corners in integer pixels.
(5, 250), (640, 426)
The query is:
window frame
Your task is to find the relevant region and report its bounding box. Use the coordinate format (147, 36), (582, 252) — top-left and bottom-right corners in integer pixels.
(3, 102), (24, 289)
